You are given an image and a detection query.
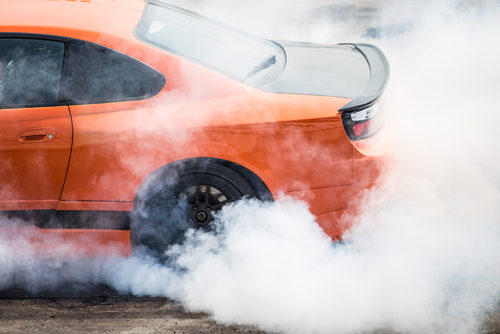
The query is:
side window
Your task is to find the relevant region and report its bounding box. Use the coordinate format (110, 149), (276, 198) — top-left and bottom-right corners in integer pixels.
(62, 42), (165, 104)
(0, 39), (64, 106)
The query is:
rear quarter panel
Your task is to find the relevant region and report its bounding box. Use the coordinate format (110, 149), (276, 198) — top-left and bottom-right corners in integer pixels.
(60, 88), (353, 204)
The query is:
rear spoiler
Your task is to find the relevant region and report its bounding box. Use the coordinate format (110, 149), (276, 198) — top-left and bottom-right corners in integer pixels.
(337, 43), (390, 112)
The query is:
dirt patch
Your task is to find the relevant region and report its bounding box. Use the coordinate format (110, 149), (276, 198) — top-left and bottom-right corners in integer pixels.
(2, 295), (498, 334)
(0, 298), (266, 334)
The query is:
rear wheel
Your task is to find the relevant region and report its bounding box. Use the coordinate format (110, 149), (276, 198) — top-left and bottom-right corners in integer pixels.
(131, 162), (260, 258)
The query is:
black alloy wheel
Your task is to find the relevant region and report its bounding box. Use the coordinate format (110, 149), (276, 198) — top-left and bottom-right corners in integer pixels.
(131, 162), (258, 258)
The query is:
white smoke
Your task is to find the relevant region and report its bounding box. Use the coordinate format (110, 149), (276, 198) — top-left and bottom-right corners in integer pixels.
(2, 1), (500, 333)
(100, 1), (500, 333)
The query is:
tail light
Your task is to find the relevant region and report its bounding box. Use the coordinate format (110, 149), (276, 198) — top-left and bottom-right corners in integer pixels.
(341, 103), (384, 141)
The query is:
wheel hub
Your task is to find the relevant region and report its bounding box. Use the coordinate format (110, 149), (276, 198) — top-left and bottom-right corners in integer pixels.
(196, 211), (208, 222)
(190, 203), (214, 227)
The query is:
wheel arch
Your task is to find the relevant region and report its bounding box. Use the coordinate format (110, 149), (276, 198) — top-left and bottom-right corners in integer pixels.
(134, 157), (274, 208)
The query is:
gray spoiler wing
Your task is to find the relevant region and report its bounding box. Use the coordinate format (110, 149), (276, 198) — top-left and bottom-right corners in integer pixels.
(338, 43), (390, 112)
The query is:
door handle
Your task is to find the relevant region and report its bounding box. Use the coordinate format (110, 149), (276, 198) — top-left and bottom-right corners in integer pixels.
(16, 127), (56, 143)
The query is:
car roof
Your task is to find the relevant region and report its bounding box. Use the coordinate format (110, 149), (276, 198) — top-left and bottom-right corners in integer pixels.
(0, 0), (146, 45)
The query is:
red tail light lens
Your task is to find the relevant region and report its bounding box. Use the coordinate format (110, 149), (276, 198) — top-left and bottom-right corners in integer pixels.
(341, 103), (384, 141)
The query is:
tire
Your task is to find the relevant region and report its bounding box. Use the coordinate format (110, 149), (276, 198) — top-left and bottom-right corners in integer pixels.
(131, 161), (261, 258)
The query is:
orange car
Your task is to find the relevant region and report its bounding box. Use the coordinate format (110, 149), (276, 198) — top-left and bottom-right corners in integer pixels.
(0, 0), (390, 258)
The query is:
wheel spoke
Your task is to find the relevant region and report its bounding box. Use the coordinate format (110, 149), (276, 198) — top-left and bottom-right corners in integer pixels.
(175, 221), (189, 232)
(196, 221), (209, 229)
(204, 183), (210, 204)
(194, 183), (202, 205)
(212, 200), (228, 211)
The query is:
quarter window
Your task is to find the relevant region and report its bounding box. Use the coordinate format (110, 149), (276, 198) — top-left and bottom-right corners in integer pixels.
(62, 42), (165, 104)
(0, 39), (64, 106)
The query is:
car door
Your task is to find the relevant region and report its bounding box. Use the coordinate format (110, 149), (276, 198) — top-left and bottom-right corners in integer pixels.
(0, 37), (72, 210)
(57, 39), (166, 209)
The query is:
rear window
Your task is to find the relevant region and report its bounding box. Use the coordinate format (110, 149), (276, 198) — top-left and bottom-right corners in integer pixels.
(62, 42), (165, 104)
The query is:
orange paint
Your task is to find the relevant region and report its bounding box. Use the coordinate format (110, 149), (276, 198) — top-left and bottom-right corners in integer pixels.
(0, 106), (72, 203)
(0, 0), (391, 257)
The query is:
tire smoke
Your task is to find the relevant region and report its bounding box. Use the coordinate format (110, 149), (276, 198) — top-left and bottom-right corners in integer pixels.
(106, 1), (500, 333)
(2, 1), (500, 334)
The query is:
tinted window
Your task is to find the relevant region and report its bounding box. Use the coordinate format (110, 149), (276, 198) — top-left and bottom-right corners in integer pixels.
(63, 42), (165, 104)
(0, 39), (64, 106)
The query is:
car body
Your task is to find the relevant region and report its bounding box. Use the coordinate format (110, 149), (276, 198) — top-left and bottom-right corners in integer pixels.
(0, 0), (390, 257)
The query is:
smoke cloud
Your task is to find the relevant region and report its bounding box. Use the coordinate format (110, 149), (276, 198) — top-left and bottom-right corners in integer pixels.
(2, 0), (500, 333)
